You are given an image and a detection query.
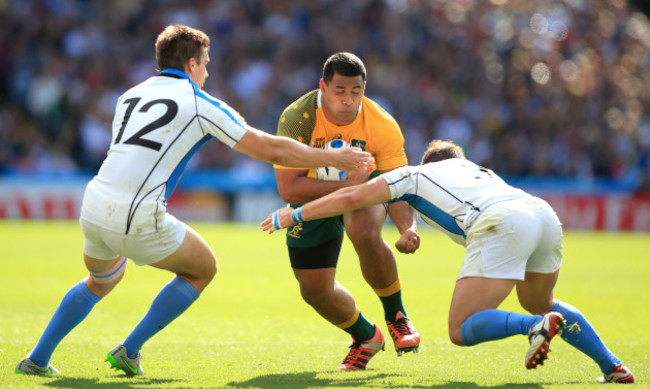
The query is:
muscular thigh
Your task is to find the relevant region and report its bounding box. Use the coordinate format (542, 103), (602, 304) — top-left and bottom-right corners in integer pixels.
(516, 270), (559, 314)
(449, 277), (517, 330)
(343, 203), (386, 242)
(151, 224), (215, 277)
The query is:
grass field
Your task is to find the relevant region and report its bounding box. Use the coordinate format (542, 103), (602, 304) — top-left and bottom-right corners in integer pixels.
(0, 221), (648, 388)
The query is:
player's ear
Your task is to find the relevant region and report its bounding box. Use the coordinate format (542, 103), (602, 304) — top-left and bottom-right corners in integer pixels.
(319, 78), (326, 92)
(185, 57), (195, 74)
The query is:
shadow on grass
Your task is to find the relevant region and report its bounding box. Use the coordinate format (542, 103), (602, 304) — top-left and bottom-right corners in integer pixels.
(225, 371), (549, 388)
(40, 377), (190, 389)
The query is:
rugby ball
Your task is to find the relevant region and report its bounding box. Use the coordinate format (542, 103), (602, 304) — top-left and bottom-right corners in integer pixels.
(316, 139), (349, 181)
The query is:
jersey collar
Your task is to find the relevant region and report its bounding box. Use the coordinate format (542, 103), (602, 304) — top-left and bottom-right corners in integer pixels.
(159, 68), (198, 89)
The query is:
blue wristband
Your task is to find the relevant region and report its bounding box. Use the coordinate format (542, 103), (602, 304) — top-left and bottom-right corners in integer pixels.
(295, 207), (304, 222)
(273, 211), (281, 230)
(291, 207), (304, 224)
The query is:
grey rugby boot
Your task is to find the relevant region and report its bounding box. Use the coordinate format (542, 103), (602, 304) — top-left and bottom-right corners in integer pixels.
(106, 344), (143, 376)
(15, 358), (60, 376)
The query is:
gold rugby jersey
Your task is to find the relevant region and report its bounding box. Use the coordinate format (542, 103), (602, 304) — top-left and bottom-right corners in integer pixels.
(275, 89), (407, 174)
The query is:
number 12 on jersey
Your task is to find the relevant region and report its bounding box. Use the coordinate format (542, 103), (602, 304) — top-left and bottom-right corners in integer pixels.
(114, 97), (179, 151)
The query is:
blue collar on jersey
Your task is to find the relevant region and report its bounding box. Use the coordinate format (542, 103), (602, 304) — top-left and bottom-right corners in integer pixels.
(160, 68), (198, 88)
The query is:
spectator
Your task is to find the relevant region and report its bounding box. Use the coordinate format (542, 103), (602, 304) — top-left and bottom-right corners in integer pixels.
(0, 0), (648, 192)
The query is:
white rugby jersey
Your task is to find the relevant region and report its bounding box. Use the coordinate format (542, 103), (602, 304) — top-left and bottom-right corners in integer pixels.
(381, 158), (528, 246)
(81, 68), (249, 234)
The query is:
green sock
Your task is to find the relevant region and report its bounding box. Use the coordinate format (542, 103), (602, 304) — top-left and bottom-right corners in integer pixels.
(342, 311), (375, 341)
(380, 290), (406, 322)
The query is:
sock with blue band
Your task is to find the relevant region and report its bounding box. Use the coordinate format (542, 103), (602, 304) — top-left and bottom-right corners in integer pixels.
(551, 300), (620, 373)
(123, 277), (200, 359)
(461, 309), (542, 346)
(28, 280), (101, 366)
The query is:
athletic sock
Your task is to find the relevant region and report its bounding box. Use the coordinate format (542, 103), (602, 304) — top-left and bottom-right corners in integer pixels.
(551, 300), (620, 373)
(28, 280), (101, 366)
(460, 309), (542, 346)
(123, 277), (199, 359)
(375, 279), (406, 322)
(337, 307), (376, 341)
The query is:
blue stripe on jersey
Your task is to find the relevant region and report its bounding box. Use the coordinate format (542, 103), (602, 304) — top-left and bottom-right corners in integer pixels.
(165, 134), (212, 201)
(160, 68), (246, 130)
(397, 194), (466, 238)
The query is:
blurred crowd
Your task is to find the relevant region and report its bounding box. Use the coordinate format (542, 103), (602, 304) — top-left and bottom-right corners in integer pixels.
(1, 0), (649, 192)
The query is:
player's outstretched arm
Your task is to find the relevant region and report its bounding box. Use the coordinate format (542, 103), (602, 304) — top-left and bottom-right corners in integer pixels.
(388, 201), (420, 254)
(234, 128), (373, 171)
(261, 177), (392, 233)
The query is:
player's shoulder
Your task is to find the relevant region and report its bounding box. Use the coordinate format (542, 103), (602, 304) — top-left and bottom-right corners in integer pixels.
(121, 75), (191, 100)
(424, 158), (487, 178)
(280, 90), (318, 122)
(361, 96), (402, 139)
(362, 96), (398, 124)
(277, 90), (318, 141)
(382, 165), (417, 183)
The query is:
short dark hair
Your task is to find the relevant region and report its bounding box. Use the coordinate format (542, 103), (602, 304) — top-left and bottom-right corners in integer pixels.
(322, 52), (367, 83)
(421, 140), (466, 164)
(155, 25), (210, 71)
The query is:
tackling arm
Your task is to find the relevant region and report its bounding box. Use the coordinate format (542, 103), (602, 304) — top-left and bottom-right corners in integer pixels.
(262, 177), (392, 233)
(378, 168), (419, 254)
(275, 166), (371, 204)
(234, 128), (373, 171)
(383, 175), (419, 253)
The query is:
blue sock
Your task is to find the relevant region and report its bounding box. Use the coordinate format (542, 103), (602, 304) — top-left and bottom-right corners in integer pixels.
(551, 300), (620, 374)
(28, 280), (101, 366)
(461, 309), (542, 346)
(123, 277), (199, 358)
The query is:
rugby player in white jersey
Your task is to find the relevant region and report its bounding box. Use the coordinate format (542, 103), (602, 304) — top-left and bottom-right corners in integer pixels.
(263, 139), (634, 384)
(15, 24), (372, 377)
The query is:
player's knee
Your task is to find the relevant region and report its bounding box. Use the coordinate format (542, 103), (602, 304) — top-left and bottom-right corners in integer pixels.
(448, 327), (465, 346)
(346, 223), (380, 245)
(521, 302), (551, 315)
(204, 259), (217, 280)
(89, 256), (127, 286)
(519, 297), (553, 315)
(299, 283), (328, 306)
(87, 256), (127, 297)
(189, 258), (217, 291)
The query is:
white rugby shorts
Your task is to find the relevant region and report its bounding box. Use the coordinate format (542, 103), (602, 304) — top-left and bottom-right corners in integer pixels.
(80, 213), (186, 266)
(458, 196), (563, 280)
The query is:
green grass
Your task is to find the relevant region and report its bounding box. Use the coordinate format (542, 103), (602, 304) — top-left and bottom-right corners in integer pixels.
(0, 221), (648, 388)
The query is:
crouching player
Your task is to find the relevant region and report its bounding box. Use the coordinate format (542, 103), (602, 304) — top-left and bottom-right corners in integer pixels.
(262, 139), (634, 384)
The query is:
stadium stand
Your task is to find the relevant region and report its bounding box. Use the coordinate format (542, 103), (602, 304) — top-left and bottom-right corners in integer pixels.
(1, 1), (649, 225)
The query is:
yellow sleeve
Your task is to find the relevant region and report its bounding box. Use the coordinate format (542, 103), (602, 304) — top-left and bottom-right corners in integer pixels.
(366, 100), (408, 171)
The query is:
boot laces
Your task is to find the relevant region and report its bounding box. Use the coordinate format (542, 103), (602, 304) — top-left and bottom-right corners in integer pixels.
(392, 317), (412, 335)
(342, 342), (363, 364)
